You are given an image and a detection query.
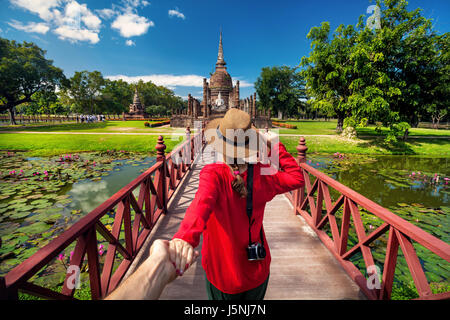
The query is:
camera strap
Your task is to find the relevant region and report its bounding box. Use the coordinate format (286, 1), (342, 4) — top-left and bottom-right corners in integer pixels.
(246, 163), (264, 247)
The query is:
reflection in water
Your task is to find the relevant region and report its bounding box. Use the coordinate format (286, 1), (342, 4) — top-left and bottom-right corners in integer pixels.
(66, 157), (156, 214)
(68, 180), (110, 213)
(308, 155), (449, 208)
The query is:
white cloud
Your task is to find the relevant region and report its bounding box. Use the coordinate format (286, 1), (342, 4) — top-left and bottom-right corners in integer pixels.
(7, 20), (50, 34)
(96, 8), (116, 20)
(64, 1), (101, 30)
(111, 12), (154, 37)
(107, 74), (254, 90)
(125, 39), (135, 46)
(168, 8), (185, 20)
(233, 79), (253, 88)
(54, 25), (100, 44)
(10, 0), (60, 21)
(10, 0), (102, 44)
(124, 0), (150, 8)
(106, 74), (204, 87)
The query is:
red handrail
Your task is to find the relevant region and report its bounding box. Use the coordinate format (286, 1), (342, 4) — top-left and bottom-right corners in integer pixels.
(0, 128), (205, 300)
(287, 137), (450, 300)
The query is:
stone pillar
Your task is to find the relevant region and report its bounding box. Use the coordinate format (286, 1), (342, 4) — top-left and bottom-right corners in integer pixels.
(250, 95), (254, 119)
(202, 78), (208, 117)
(188, 94), (192, 116)
(253, 93), (257, 119)
(235, 80), (240, 108)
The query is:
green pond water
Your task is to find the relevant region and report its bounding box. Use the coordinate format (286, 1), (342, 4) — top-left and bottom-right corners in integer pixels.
(0, 151), (448, 298)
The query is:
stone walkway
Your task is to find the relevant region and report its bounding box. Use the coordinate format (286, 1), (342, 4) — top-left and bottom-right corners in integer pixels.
(123, 144), (366, 300)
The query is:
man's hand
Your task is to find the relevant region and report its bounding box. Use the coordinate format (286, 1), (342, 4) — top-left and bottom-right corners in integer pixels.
(148, 239), (177, 283)
(169, 238), (200, 276)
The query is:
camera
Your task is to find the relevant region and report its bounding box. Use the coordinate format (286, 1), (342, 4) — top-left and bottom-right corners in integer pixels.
(247, 242), (266, 261)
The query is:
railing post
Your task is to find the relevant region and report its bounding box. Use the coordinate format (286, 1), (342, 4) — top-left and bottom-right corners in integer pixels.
(156, 136), (167, 213)
(297, 137), (308, 163)
(295, 137), (308, 212)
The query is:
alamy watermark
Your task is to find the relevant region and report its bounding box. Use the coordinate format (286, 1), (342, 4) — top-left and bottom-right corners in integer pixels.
(366, 265), (382, 290)
(66, 265), (81, 290)
(169, 121), (281, 176)
(367, 5), (381, 30)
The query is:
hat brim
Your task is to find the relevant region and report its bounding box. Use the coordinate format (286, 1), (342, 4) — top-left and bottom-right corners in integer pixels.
(205, 118), (259, 162)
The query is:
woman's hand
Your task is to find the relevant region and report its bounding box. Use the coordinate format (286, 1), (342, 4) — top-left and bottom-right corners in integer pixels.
(169, 238), (200, 276)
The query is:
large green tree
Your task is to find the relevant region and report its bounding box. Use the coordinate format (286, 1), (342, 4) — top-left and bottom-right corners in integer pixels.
(255, 66), (306, 119)
(67, 70), (105, 114)
(301, 0), (449, 136)
(0, 38), (66, 124)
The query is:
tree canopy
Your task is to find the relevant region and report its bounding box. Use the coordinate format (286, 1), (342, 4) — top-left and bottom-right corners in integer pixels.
(0, 37), (187, 124)
(301, 0), (449, 137)
(0, 38), (66, 124)
(254, 66), (306, 119)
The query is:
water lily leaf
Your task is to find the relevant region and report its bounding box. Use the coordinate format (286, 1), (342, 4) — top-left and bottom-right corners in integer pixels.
(7, 211), (30, 220)
(411, 203), (424, 207)
(18, 222), (51, 235)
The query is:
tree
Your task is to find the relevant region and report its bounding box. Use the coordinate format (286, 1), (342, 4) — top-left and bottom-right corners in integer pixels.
(0, 38), (65, 124)
(100, 79), (133, 114)
(424, 33), (449, 128)
(301, 0), (449, 137)
(255, 66), (306, 119)
(301, 22), (359, 132)
(67, 71), (105, 114)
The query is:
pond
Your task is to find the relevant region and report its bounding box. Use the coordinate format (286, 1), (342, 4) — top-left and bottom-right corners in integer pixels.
(306, 153), (449, 298)
(0, 151), (156, 279)
(0, 150), (448, 298)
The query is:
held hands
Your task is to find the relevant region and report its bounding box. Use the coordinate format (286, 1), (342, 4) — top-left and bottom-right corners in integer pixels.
(148, 238), (199, 282)
(169, 238), (199, 277)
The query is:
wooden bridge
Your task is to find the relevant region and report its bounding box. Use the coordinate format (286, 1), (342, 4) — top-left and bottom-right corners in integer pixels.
(1, 128), (449, 300)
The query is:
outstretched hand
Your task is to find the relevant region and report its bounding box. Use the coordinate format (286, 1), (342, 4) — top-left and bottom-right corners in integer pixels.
(169, 238), (200, 276)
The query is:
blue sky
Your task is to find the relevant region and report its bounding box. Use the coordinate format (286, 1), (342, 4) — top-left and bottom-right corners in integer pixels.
(1, 0), (449, 100)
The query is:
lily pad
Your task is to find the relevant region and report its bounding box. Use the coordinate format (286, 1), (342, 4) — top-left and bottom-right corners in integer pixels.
(18, 222), (51, 235)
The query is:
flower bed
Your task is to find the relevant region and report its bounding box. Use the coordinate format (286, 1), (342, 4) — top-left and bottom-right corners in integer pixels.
(272, 121), (297, 129)
(150, 120), (171, 128)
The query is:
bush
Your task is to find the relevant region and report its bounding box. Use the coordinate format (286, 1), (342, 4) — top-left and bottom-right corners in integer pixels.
(144, 122), (150, 127)
(272, 121), (297, 129)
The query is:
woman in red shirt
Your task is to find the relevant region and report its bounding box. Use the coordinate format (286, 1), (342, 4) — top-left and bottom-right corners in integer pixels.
(170, 108), (304, 300)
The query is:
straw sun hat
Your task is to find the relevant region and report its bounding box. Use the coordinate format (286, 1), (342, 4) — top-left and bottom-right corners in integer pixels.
(204, 108), (260, 163)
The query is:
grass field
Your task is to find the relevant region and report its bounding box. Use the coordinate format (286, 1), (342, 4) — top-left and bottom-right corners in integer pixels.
(0, 119), (448, 156)
(0, 121), (182, 133)
(0, 133), (185, 156)
(279, 135), (450, 156)
(273, 120), (450, 137)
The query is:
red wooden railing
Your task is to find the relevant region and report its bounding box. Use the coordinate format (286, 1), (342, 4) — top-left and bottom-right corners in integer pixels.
(286, 137), (450, 300)
(1, 130), (448, 300)
(0, 127), (205, 300)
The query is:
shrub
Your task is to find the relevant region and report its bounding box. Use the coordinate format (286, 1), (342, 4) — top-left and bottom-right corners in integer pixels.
(272, 121), (297, 129)
(144, 122), (150, 127)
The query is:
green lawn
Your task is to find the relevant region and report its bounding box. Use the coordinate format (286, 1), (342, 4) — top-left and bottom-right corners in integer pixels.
(280, 135), (450, 156)
(0, 133), (185, 156)
(356, 126), (450, 137)
(272, 120), (450, 137)
(273, 120), (338, 135)
(0, 119), (448, 156)
(0, 121), (181, 133)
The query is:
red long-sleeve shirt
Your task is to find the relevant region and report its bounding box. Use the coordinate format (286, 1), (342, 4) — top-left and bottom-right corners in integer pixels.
(172, 142), (304, 294)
